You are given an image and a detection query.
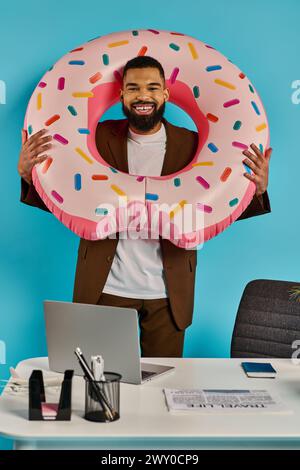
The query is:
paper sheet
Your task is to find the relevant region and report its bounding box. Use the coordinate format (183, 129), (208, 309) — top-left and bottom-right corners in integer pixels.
(163, 389), (291, 414)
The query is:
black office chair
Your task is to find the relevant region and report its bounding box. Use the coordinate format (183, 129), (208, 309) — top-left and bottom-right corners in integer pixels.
(231, 279), (300, 358)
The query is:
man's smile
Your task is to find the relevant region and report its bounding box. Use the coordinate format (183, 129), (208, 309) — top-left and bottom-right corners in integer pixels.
(131, 103), (156, 115)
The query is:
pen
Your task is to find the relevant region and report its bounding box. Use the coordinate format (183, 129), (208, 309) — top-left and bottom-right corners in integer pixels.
(74, 348), (115, 420)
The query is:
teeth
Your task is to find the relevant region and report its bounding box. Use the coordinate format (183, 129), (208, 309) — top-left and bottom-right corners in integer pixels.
(133, 104), (154, 109)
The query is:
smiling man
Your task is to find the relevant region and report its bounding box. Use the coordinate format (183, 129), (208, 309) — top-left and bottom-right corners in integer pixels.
(18, 56), (271, 358)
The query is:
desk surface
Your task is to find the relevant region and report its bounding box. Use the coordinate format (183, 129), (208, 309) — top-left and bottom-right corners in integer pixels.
(1, 357), (300, 449)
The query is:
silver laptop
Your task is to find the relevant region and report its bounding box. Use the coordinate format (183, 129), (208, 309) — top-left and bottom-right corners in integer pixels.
(44, 300), (175, 385)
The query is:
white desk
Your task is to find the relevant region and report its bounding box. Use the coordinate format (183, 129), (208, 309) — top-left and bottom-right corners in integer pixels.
(1, 357), (300, 450)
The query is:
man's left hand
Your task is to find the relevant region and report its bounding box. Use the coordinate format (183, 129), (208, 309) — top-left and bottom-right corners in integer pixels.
(242, 144), (272, 197)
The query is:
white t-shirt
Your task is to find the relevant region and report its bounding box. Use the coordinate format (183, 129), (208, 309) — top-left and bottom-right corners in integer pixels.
(102, 123), (168, 299)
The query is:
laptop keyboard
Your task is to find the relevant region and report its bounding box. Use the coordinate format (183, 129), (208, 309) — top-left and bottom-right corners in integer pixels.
(141, 370), (156, 380)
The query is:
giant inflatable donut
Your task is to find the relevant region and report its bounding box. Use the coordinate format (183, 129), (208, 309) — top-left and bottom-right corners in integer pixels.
(24, 29), (269, 249)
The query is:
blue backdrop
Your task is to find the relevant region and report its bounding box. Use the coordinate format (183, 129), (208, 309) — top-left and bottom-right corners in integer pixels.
(0, 0), (299, 450)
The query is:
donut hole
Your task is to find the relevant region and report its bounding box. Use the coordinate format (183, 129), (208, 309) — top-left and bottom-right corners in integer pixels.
(95, 101), (199, 174)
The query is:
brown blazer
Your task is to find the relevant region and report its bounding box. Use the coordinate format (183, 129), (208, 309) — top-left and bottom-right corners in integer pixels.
(20, 117), (271, 330)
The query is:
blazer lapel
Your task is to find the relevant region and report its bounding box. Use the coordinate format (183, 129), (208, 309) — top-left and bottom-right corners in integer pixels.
(107, 120), (129, 173)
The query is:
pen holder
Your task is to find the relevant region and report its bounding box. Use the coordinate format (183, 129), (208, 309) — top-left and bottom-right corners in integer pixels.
(84, 372), (122, 422)
(29, 369), (74, 421)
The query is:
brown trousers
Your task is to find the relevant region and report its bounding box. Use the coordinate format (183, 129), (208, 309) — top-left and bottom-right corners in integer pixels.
(97, 292), (185, 357)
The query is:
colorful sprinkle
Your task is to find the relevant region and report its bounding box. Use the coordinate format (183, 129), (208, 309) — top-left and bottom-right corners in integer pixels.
(206, 65), (222, 72)
(192, 161), (214, 167)
(68, 60), (85, 65)
(148, 29), (159, 34)
(109, 167), (118, 173)
(220, 167), (232, 182)
(78, 128), (90, 134)
(196, 176), (210, 189)
(206, 113), (219, 123)
(146, 193), (159, 201)
(188, 42), (198, 59)
(170, 32), (185, 36)
(214, 79), (236, 90)
(111, 184), (126, 196)
(114, 70), (122, 84)
(193, 86), (200, 98)
(196, 203), (213, 213)
(229, 198), (239, 207)
(92, 174), (108, 180)
(72, 92), (94, 98)
(28, 125), (33, 135)
(58, 77), (65, 90)
(37, 93), (42, 110)
(223, 99), (240, 108)
(174, 178), (181, 187)
(208, 143), (219, 153)
(95, 208), (108, 215)
(136, 176), (145, 182)
(243, 162), (251, 174)
(233, 120), (242, 130)
(38, 82), (47, 88)
(53, 134), (68, 145)
(169, 67), (179, 84)
(249, 84), (255, 93)
(51, 190), (63, 204)
(88, 35), (101, 42)
(256, 122), (267, 132)
(74, 173), (82, 191)
(138, 46), (148, 56)
(102, 54), (109, 65)
(108, 40), (129, 48)
(259, 144), (264, 153)
(132, 31), (139, 36)
(70, 47), (84, 52)
(251, 101), (260, 115)
(89, 72), (102, 84)
(45, 114), (60, 126)
(232, 141), (248, 150)
(67, 105), (77, 116)
(239, 72), (246, 79)
(169, 43), (180, 51)
(170, 200), (187, 219)
(41, 157), (53, 174)
(75, 147), (93, 164)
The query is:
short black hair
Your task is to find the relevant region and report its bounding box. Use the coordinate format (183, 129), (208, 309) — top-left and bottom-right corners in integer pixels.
(122, 56), (165, 84)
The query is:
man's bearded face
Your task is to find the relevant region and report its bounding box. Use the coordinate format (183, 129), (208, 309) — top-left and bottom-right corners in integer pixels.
(121, 67), (169, 132)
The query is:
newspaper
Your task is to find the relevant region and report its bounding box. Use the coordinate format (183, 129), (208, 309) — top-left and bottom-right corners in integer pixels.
(163, 389), (291, 414)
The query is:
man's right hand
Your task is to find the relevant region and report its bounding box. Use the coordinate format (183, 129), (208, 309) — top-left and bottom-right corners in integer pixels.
(17, 128), (52, 184)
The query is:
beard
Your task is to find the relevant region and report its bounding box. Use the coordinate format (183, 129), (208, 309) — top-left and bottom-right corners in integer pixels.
(122, 101), (166, 132)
